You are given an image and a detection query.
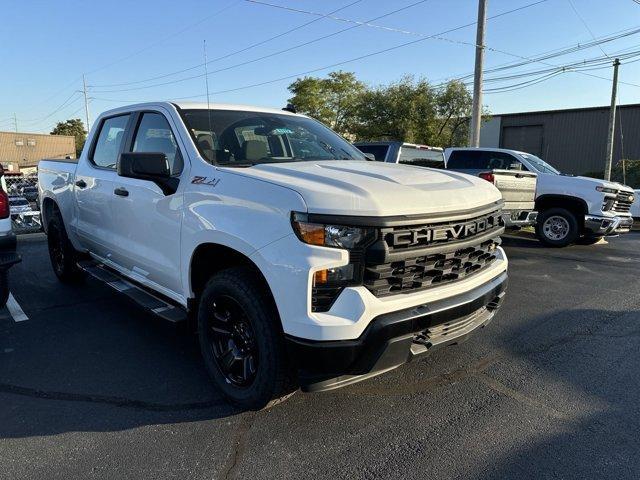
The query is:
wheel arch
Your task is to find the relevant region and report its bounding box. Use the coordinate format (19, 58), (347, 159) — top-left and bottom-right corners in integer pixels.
(41, 196), (59, 233)
(188, 242), (280, 322)
(535, 194), (588, 228)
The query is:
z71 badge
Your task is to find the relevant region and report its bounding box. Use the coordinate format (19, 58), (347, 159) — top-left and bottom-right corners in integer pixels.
(191, 176), (220, 187)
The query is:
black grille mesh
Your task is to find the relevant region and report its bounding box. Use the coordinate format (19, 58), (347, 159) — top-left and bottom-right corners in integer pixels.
(612, 193), (633, 213)
(364, 239), (499, 297)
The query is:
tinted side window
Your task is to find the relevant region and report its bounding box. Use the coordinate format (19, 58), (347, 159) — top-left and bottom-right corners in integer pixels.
(447, 150), (488, 169)
(448, 150), (519, 170)
(484, 152), (518, 170)
(399, 146), (444, 168)
(356, 145), (390, 161)
(92, 115), (130, 169)
(132, 113), (183, 175)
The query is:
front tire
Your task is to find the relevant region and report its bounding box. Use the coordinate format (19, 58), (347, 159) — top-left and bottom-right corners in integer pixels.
(47, 212), (85, 283)
(197, 267), (295, 410)
(536, 208), (579, 247)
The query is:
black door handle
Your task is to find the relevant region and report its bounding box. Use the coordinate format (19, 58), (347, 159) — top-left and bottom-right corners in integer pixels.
(114, 187), (129, 197)
(75, 179), (87, 188)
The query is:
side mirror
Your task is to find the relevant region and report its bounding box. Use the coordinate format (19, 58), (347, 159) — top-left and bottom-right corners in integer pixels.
(509, 162), (522, 171)
(363, 153), (376, 161)
(118, 152), (170, 181)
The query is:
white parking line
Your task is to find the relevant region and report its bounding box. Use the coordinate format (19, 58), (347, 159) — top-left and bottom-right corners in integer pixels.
(6, 293), (28, 322)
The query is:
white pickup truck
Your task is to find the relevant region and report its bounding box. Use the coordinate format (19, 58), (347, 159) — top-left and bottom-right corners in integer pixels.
(39, 102), (508, 409)
(444, 148), (635, 247)
(354, 141), (538, 228)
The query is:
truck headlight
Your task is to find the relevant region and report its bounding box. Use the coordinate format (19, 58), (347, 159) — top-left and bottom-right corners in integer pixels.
(291, 213), (375, 249)
(596, 186), (618, 194)
(291, 212), (376, 312)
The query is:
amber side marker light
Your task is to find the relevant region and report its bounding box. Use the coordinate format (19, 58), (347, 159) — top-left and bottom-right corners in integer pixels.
(294, 221), (325, 246)
(313, 269), (329, 286)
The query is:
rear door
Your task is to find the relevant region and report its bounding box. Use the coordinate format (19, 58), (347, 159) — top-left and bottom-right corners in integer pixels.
(74, 113), (131, 258)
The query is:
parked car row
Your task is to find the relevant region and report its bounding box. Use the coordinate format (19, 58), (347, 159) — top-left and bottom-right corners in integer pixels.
(355, 141), (635, 248)
(35, 101), (634, 410)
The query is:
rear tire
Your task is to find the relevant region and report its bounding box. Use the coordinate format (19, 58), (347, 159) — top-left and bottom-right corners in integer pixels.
(47, 211), (85, 283)
(535, 208), (579, 247)
(197, 267), (295, 410)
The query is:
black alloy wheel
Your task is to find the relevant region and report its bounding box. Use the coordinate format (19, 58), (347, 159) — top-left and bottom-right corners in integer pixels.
(47, 224), (65, 277)
(204, 295), (258, 387)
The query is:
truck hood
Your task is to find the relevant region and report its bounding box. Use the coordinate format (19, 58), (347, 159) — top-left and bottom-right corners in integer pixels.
(573, 175), (634, 193)
(225, 160), (502, 216)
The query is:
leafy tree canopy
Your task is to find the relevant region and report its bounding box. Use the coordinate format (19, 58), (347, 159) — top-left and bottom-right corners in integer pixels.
(51, 118), (86, 157)
(288, 71), (484, 147)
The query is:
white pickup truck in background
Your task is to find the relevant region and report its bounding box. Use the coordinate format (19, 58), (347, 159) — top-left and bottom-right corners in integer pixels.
(354, 141), (538, 228)
(445, 148), (634, 247)
(38, 102), (509, 409)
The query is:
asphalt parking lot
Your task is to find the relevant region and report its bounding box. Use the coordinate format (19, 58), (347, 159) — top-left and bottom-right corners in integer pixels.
(1, 232), (639, 480)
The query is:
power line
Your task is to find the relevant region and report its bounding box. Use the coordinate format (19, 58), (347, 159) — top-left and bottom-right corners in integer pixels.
(90, 0), (436, 93)
(85, 1), (241, 76)
(90, 0), (364, 88)
(567, 0), (611, 59)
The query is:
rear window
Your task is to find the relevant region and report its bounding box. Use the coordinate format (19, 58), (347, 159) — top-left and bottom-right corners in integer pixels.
(355, 144), (390, 162)
(10, 198), (28, 206)
(399, 145), (444, 168)
(447, 150), (517, 170)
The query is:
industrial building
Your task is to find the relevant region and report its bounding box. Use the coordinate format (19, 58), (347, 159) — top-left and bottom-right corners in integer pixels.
(0, 131), (75, 173)
(479, 103), (640, 176)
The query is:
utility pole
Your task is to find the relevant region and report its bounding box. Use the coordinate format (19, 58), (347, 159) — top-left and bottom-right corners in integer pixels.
(469, 0), (487, 147)
(604, 58), (620, 181)
(13, 113), (18, 133)
(82, 74), (91, 131)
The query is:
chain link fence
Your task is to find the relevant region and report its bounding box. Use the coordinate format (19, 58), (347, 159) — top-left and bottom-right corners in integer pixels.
(5, 175), (42, 234)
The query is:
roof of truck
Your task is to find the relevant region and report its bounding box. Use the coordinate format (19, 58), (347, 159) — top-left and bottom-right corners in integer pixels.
(99, 101), (301, 118)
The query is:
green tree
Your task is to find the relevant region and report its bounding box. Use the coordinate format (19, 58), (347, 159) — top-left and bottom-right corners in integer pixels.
(51, 118), (87, 157)
(288, 71), (366, 136)
(287, 71), (481, 147)
(433, 80), (473, 147)
(353, 75), (436, 144)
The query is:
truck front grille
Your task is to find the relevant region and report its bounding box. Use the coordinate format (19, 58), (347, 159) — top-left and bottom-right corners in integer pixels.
(363, 238), (500, 297)
(612, 192), (634, 214)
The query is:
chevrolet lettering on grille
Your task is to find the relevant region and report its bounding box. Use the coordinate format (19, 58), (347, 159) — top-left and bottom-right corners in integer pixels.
(388, 212), (502, 248)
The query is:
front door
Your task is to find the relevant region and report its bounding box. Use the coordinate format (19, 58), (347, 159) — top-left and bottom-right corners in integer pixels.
(108, 110), (186, 300)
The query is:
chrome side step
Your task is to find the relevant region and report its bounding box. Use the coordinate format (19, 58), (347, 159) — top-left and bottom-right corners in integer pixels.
(77, 261), (187, 323)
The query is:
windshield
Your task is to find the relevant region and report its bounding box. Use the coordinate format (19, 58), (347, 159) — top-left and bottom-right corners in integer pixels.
(181, 109), (365, 166)
(519, 153), (560, 175)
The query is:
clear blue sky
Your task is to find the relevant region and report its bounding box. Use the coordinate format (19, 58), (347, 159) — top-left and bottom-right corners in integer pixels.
(1, 0), (639, 133)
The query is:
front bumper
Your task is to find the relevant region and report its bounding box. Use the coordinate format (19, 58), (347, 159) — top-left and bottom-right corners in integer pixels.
(584, 214), (633, 236)
(503, 210), (537, 228)
(287, 271), (508, 392)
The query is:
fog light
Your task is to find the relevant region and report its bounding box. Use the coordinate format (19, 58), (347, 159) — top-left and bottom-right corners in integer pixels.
(313, 264), (355, 286)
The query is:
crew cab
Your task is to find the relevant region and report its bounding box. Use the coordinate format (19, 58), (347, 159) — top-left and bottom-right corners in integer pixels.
(442, 148), (634, 247)
(355, 141), (538, 228)
(39, 102), (508, 409)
